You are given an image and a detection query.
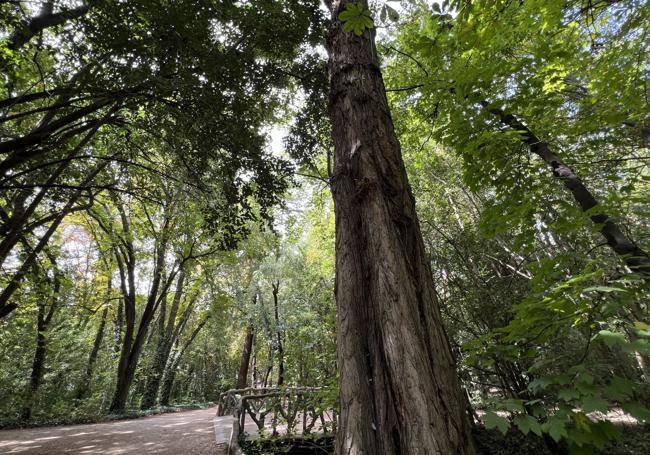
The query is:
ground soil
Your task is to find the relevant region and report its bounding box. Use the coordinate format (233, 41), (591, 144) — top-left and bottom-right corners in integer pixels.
(0, 406), (225, 454)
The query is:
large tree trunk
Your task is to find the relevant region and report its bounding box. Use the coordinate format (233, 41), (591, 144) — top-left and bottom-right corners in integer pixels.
(110, 305), (135, 412)
(107, 210), (137, 413)
(325, 2), (476, 453)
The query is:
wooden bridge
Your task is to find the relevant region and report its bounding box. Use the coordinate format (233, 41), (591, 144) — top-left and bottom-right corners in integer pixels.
(214, 387), (337, 454)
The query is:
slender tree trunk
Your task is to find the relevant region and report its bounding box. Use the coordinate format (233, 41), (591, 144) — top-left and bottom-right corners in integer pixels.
(22, 304), (48, 421)
(325, 2), (476, 453)
(108, 203), (173, 412)
(141, 270), (186, 409)
(22, 256), (61, 420)
(272, 280), (284, 386)
(252, 346), (258, 387)
(237, 325), (254, 389)
(76, 302), (109, 400)
(482, 102), (650, 275)
(236, 293), (257, 389)
(263, 343), (274, 388)
(141, 322), (170, 409)
(159, 353), (178, 406)
(108, 224), (136, 412)
(159, 317), (209, 405)
(113, 297), (123, 356)
(110, 300), (135, 412)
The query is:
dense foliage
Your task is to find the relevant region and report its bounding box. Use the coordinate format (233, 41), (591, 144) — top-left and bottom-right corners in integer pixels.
(1, 1), (649, 454)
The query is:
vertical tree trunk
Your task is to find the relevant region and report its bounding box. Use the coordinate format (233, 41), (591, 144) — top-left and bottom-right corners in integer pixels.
(110, 311), (135, 412)
(109, 204), (172, 412)
(159, 358), (177, 406)
(141, 269), (186, 409)
(109, 224), (137, 412)
(325, 1), (476, 453)
(263, 343), (274, 388)
(159, 317), (209, 405)
(236, 293), (257, 389)
(76, 303), (109, 400)
(272, 280), (284, 386)
(237, 326), (254, 389)
(113, 297), (123, 355)
(22, 304), (48, 421)
(22, 255), (61, 420)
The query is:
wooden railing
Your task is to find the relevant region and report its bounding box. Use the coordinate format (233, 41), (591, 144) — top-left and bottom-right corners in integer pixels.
(217, 387), (337, 454)
(216, 387), (279, 417)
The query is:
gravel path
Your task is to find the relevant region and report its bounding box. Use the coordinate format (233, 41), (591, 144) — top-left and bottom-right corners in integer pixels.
(0, 407), (227, 454)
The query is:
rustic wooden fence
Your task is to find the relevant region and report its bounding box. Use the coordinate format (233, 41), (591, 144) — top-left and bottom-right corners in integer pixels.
(216, 387), (337, 454)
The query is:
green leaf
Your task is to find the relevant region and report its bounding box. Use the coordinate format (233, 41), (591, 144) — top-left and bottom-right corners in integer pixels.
(544, 416), (568, 442)
(483, 411), (510, 434)
(622, 401), (650, 423)
(528, 377), (553, 392)
(500, 398), (525, 412)
(573, 412), (592, 432)
(558, 388), (580, 402)
(592, 420), (620, 442)
(339, 2), (374, 36)
(514, 415), (542, 436)
(634, 321), (650, 332)
(593, 330), (626, 346)
(604, 376), (635, 401)
(580, 397), (608, 413)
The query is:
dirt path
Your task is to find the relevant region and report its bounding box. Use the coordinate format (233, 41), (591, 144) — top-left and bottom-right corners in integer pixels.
(0, 407), (228, 454)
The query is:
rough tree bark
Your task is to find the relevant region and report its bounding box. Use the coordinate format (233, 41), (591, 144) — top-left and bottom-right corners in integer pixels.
(325, 1), (476, 453)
